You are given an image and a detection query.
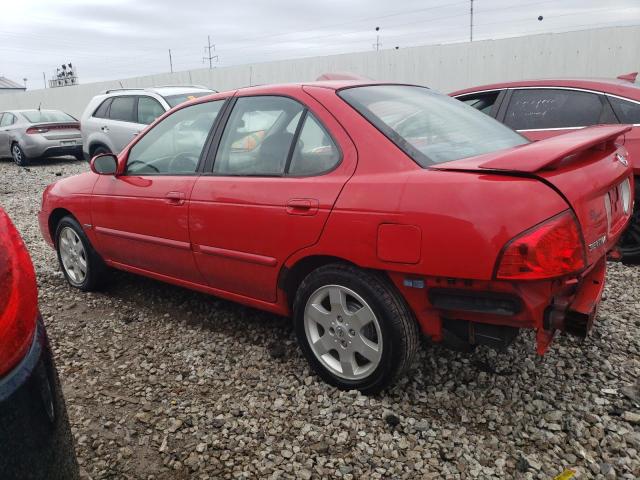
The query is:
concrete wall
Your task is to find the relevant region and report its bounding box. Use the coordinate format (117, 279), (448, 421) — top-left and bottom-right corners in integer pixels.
(1, 25), (638, 118)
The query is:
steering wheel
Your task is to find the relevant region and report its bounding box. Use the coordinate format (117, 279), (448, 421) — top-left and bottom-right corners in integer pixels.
(127, 160), (160, 173)
(168, 152), (199, 173)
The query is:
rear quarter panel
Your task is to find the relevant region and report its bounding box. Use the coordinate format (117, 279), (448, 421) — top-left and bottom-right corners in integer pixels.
(292, 85), (569, 280)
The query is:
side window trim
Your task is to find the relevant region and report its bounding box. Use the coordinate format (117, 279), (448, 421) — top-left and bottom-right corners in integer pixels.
(283, 109), (308, 174)
(203, 94), (342, 177)
(200, 96), (236, 173)
(502, 87), (604, 132)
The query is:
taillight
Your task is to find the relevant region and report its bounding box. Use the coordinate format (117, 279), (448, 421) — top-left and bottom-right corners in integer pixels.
(26, 127), (49, 134)
(0, 210), (38, 377)
(495, 211), (586, 280)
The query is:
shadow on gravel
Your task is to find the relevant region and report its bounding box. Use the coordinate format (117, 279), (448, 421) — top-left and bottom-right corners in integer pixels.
(6, 156), (86, 168)
(100, 269), (292, 345)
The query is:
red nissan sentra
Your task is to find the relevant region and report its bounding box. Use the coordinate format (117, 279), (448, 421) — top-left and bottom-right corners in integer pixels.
(38, 81), (633, 393)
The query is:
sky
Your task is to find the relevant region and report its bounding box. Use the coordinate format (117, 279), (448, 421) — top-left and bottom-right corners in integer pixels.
(1, 0), (639, 89)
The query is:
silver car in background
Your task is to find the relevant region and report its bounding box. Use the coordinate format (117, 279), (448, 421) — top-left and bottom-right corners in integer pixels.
(80, 85), (215, 159)
(0, 110), (82, 166)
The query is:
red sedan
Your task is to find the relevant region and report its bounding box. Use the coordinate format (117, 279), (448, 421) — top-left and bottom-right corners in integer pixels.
(39, 81), (632, 393)
(450, 74), (640, 258)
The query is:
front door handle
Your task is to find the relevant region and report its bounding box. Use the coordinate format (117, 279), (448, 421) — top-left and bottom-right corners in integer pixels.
(286, 198), (319, 216)
(166, 191), (186, 205)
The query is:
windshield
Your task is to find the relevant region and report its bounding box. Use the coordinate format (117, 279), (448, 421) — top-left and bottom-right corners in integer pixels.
(338, 85), (528, 166)
(21, 110), (76, 123)
(163, 92), (212, 108)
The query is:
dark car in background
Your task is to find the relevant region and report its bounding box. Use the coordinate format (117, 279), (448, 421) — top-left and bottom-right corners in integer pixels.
(450, 73), (640, 258)
(0, 208), (78, 479)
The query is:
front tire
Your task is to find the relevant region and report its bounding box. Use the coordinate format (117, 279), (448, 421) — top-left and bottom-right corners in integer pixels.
(293, 264), (419, 394)
(55, 216), (106, 291)
(11, 142), (29, 166)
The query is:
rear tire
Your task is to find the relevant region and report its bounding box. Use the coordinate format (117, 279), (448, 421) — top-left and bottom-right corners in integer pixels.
(55, 216), (106, 291)
(11, 142), (29, 166)
(91, 145), (111, 158)
(619, 179), (640, 261)
(293, 263), (419, 394)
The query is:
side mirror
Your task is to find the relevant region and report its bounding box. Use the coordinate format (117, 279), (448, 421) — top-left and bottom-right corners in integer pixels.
(90, 153), (118, 175)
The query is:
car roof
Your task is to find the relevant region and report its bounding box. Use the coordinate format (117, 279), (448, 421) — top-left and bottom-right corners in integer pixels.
(2, 109), (65, 115)
(450, 77), (640, 100)
(101, 85), (213, 96)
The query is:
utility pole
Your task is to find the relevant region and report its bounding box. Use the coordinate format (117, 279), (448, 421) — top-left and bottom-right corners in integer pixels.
(203, 35), (218, 69)
(470, 0), (474, 42)
(42, 72), (46, 89)
(373, 26), (381, 51)
(168, 49), (173, 73)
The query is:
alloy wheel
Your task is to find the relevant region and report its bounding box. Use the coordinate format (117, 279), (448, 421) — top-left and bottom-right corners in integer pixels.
(11, 144), (22, 165)
(59, 227), (88, 286)
(303, 285), (383, 380)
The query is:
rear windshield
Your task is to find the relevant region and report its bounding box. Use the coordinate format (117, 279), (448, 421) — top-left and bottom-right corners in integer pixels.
(163, 92), (212, 108)
(338, 85), (527, 166)
(22, 110), (76, 123)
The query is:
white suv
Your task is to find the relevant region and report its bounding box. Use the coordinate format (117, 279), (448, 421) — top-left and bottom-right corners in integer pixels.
(80, 85), (215, 158)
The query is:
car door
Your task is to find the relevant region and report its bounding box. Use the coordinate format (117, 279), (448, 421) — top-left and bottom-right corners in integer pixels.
(91, 99), (226, 282)
(498, 88), (611, 141)
(101, 96), (145, 153)
(189, 91), (357, 302)
(454, 90), (505, 118)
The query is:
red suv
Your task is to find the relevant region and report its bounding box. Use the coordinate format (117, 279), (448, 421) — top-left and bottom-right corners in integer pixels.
(451, 74), (640, 258)
(39, 81), (632, 393)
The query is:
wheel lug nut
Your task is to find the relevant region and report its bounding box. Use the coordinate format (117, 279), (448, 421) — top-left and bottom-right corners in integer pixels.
(349, 329), (355, 336)
(337, 315), (343, 323)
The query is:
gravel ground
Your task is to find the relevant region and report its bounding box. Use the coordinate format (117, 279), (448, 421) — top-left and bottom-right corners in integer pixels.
(1, 157), (639, 480)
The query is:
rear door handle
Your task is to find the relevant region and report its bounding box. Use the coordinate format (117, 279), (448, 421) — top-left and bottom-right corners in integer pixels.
(166, 191), (186, 205)
(286, 198), (319, 216)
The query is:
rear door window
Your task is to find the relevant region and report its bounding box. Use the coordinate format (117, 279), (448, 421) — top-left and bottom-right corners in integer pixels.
(108, 97), (137, 122)
(137, 96), (166, 125)
(288, 113), (340, 175)
(504, 89), (603, 130)
(93, 98), (113, 118)
(0, 114), (15, 127)
(457, 91), (501, 116)
(608, 96), (640, 124)
(213, 96), (304, 176)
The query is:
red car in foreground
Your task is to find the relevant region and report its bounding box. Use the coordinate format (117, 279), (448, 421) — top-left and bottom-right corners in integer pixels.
(39, 81), (632, 393)
(451, 74), (640, 258)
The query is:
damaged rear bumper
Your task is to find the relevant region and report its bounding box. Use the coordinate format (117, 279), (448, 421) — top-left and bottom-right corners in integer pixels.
(538, 257), (606, 353)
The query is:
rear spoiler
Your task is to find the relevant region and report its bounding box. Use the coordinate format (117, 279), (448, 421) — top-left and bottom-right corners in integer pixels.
(434, 125), (632, 173)
(617, 72), (638, 82)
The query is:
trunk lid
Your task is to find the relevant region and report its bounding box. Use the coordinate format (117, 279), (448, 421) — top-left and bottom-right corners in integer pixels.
(27, 122), (81, 140)
(432, 125), (633, 266)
